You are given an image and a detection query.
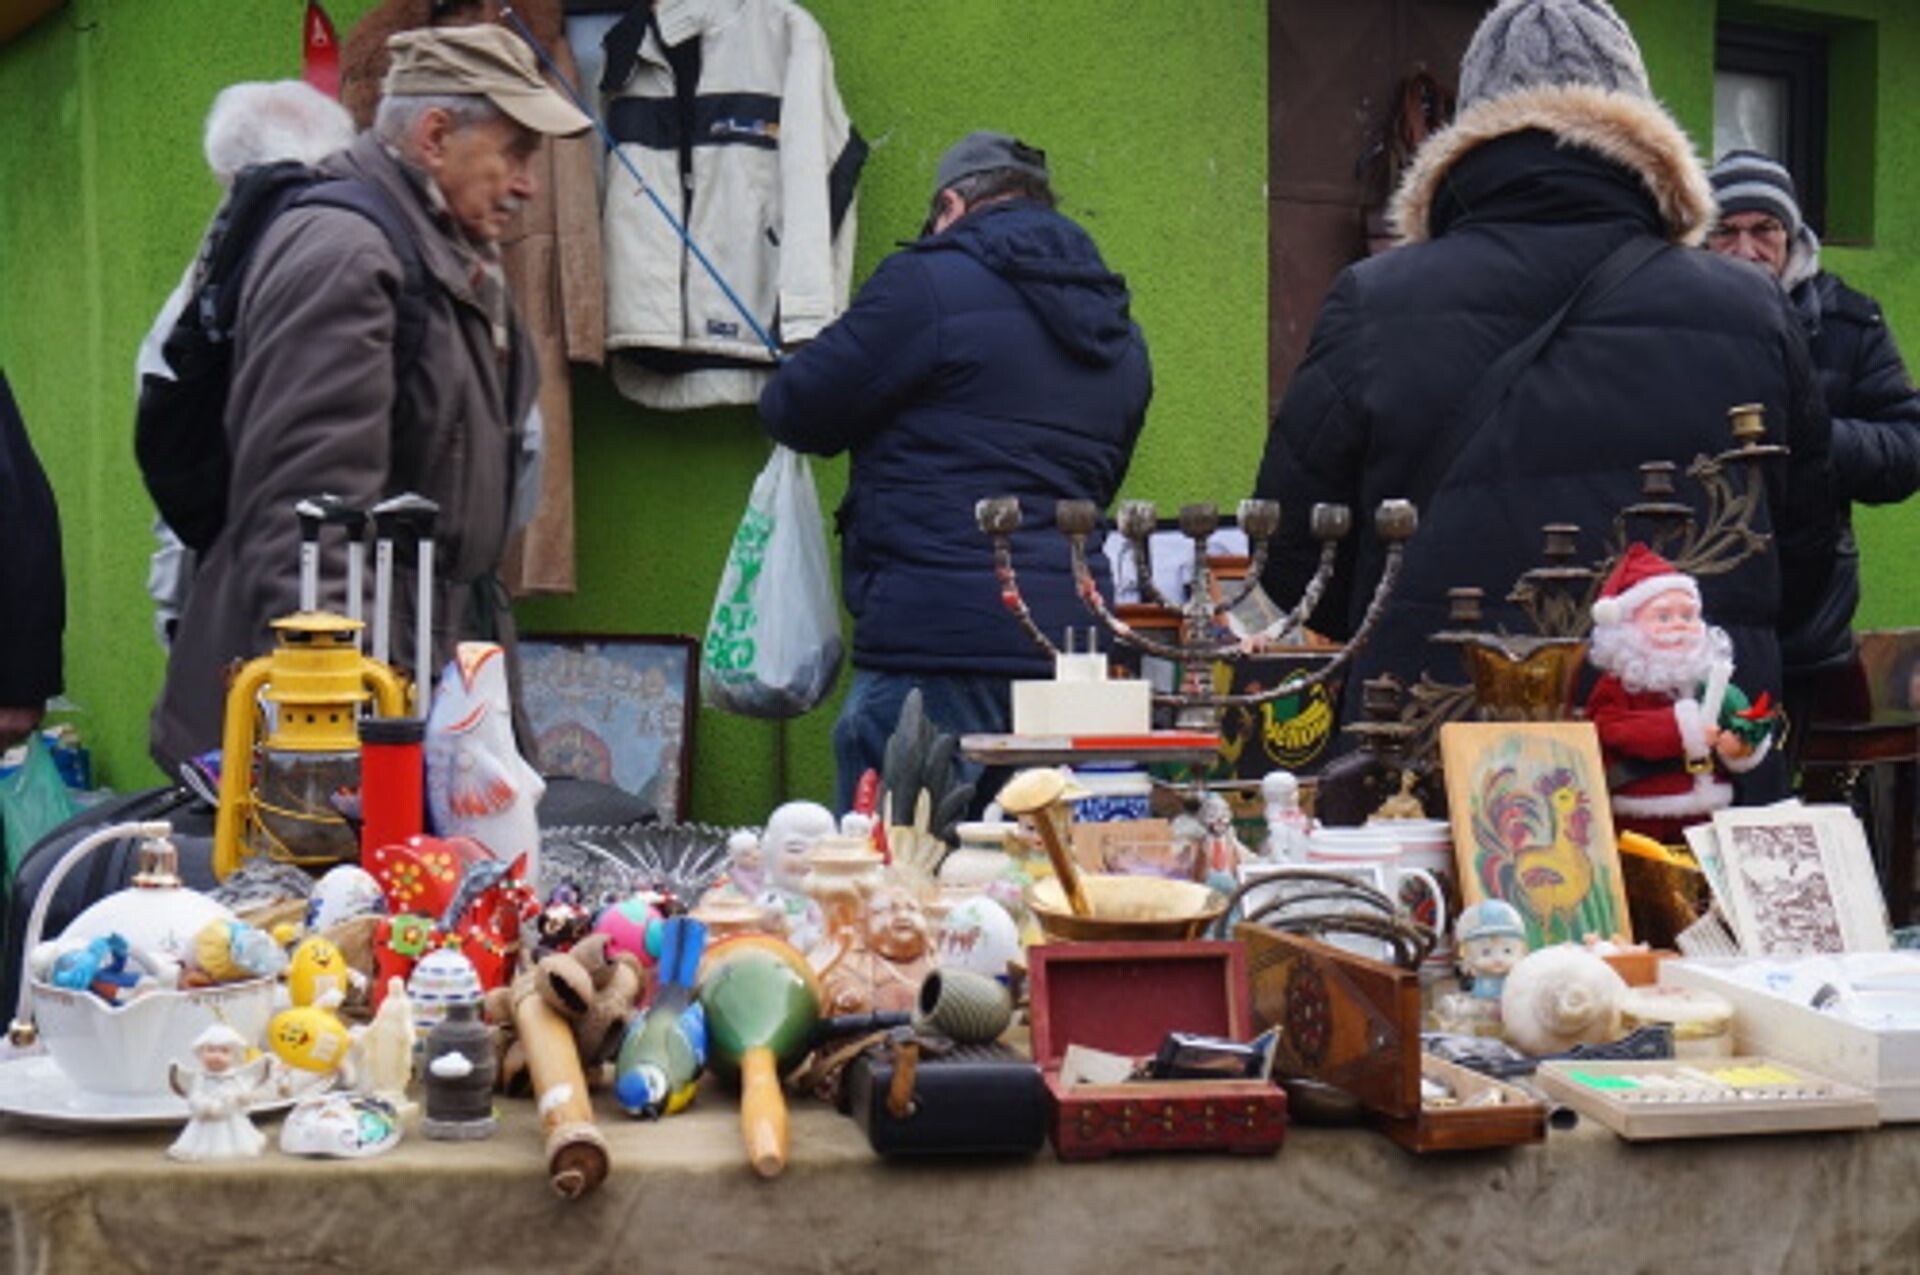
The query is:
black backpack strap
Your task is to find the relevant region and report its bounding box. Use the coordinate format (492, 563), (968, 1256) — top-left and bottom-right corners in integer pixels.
(1447, 235), (1668, 449)
(291, 178), (432, 382)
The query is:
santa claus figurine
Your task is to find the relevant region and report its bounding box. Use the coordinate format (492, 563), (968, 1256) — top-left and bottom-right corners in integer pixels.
(1585, 543), (1779, 843)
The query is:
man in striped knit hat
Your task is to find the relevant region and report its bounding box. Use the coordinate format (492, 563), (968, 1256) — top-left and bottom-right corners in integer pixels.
(1707, 151), (1920, 730)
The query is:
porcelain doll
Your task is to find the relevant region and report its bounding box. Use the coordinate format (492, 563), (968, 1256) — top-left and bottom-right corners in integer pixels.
(1432, 899), (1529, 1037)
(168, 1023), (270, 1161)
(426, 642), (547, 873)
(1260, 770), (1315, 863)
(1198, 792), (1253, 877)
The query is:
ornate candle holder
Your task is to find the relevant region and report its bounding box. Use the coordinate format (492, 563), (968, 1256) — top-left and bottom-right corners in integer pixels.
(1402, 403), (1788, 748)
(976, 495), (1418, 732)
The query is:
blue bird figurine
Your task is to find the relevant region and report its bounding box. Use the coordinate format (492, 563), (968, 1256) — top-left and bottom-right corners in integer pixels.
(614, 917), (709, 1118)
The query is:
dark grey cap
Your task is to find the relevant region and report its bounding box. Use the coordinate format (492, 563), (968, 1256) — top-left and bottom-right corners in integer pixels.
(933, 131), (1050, 194)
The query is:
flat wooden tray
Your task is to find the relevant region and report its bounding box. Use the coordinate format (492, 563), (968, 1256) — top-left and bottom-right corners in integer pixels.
(1535, 1056), (1881, 1140)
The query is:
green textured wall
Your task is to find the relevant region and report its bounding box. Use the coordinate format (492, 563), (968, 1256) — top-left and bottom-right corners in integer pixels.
(0, 0), (1267, 820)
(1618, 0), (1920, 629)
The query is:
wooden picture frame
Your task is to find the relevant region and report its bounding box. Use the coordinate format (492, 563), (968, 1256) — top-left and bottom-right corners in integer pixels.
(1440, 721), (1631, 947)
(518, 633), (696, 822)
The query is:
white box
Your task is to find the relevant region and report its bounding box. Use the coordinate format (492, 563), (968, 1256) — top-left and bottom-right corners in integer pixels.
(1661, 956), (1920, 1121)
(1010, 677), (1152, 736)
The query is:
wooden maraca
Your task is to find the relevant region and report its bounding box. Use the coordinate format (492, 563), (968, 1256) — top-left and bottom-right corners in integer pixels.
(697, 934), (822, 1178)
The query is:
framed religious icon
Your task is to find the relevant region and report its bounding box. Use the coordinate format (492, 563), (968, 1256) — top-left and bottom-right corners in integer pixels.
(1439, 721), (1631, 948)
(518, 633), (697, 822)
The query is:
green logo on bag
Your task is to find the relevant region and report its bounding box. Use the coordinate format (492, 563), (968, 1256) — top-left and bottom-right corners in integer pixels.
(703, 506), (774, 680)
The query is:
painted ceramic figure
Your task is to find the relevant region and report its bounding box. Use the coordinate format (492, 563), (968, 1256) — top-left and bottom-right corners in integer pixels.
(722, 828), (769, 899)
(1198, 792), (1252, 877)
(426, 642), (547, 872)
(1457, 900), (1528, 1003)
(168, 1023), (270, 1162)
(354, 976), (417, 1114)
(1585, 543), (1777, 844)
(1432, 899), (1529, 1038)
(1260, 770), (1314, 863)
(817, 882), (936, 1015)
(752, 800), (833, 952)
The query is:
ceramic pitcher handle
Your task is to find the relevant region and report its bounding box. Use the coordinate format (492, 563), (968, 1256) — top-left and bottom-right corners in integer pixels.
(1399, 867), (1448, 941)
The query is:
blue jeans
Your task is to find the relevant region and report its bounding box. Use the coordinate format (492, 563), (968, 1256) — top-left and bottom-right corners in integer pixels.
(832, 669), (1012, 815)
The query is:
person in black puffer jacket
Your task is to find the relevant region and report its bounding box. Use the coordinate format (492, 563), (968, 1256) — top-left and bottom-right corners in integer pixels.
(1, 370), (64, 752)
(1252, 0), (1843, 804)
(761, 132), (1152, 810)
(1706, 150), (1920, 728)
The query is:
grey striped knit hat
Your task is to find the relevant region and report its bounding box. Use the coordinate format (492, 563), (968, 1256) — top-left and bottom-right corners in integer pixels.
(1459, 0), (1652, 107)
(1707, 150), (1803, 239)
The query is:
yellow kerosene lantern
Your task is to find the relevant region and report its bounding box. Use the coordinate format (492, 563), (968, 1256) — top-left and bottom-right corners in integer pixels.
(212, 612), (410, 879)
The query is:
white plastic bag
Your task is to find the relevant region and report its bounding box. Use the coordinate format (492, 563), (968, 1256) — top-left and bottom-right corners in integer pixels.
(701, 445), (844, 717)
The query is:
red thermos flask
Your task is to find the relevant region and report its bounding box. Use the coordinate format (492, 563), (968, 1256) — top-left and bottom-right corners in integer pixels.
(359, 716), (425, 861)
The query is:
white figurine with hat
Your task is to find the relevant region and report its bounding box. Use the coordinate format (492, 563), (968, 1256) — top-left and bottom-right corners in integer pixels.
(1584, 542), (1778, 844)
(1432, 898), (1530, 1036)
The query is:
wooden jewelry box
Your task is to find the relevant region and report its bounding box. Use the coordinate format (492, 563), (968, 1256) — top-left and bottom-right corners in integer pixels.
(1235, 925), (1547, 1152)
(1028, 940), (1288, 1160)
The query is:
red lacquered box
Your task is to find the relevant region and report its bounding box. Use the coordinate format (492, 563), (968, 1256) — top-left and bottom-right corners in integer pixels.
(1028, 940), (1288, 1160)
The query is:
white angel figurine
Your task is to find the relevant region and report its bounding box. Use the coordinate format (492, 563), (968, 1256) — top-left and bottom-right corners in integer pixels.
(168, 1023), (270, 1162)
(426, 642), (546, 875)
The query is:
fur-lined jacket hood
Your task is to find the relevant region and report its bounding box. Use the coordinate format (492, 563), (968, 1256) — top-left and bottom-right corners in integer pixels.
(1390, 85), (1716, 247)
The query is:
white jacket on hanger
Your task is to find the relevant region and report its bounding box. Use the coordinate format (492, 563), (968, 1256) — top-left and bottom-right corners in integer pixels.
(601, 0), (863, 410)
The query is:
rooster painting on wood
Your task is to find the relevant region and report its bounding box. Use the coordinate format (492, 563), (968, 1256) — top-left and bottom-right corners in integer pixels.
(1440, 722), (1630, 948)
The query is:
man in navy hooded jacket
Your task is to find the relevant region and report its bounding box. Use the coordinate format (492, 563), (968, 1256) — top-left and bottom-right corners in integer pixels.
(760, 132), (1153, 809)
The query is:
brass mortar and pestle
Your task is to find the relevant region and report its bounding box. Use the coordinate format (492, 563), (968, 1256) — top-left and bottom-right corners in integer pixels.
(997, 768), (1226, 942)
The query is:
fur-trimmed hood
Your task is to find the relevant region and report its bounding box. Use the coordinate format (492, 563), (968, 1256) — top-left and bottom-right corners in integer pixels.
(1390, 85), (1715, 247)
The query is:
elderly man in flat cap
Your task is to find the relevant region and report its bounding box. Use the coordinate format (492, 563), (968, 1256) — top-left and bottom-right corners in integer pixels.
(759, 131), (1152, 811)
(152, 24), (589, 774)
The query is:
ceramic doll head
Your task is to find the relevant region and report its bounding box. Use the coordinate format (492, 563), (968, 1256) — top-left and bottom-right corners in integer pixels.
(1456, 899), (1528, 981)
(762, 801), (836, 895)
(192, 1022), (250, 1074)
(1261, 770), (1300, 809)
(864, 883), (932, 964)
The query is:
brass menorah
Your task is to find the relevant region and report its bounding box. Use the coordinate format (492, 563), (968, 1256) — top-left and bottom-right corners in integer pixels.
(975, 494), (1418, 731)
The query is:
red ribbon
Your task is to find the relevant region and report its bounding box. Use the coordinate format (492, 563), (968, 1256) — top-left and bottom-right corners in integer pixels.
(303, 1), (340, 99)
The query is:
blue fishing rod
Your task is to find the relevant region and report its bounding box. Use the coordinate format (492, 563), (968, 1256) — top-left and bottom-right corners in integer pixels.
(500, 3), (784, 362)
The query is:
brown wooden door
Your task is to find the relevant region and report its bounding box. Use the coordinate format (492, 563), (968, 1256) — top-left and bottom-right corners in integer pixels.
(1269, 0), (1487, 414)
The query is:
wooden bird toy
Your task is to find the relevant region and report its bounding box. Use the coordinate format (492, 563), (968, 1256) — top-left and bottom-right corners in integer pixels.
(614, 917), (709, 1118)
(696, 935), (821, 1178)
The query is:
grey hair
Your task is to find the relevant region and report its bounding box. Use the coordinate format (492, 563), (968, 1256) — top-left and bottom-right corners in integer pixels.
(203, 80), (355, 185)
(373, 93), (506, 150)
(923, 166), (1056, 235)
